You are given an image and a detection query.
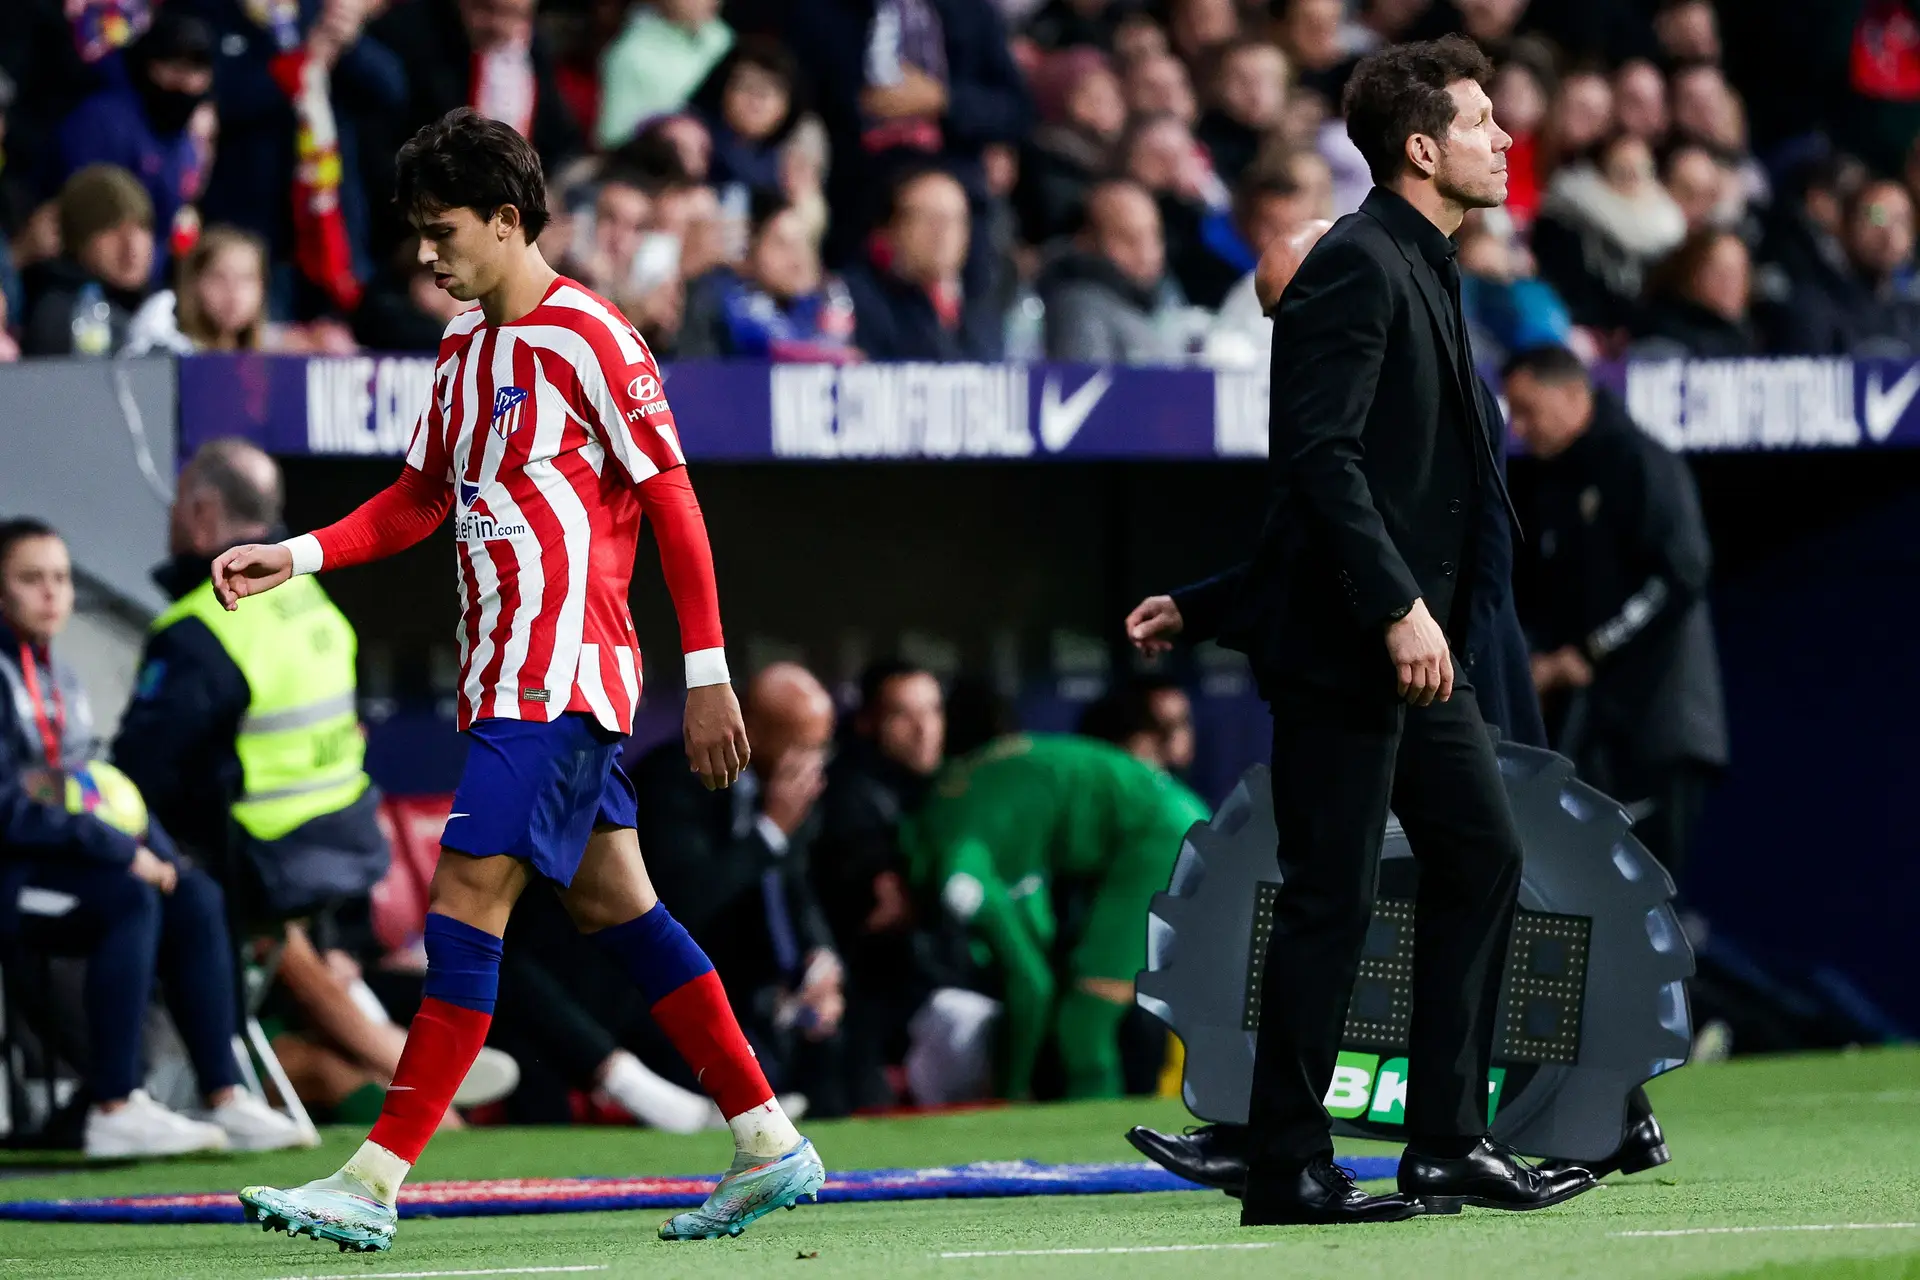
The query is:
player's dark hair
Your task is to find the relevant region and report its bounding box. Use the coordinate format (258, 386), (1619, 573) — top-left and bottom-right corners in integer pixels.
(395, 107), (551, 241)
(858, 658), (933, 713)
(1341, 35), (1494, 186)
(0, 517), (60, 575)
(1078, 675), (1184, 745)
(1503, 343), (1592, 386)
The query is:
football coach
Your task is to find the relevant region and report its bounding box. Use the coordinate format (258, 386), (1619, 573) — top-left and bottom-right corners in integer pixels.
(1124, 36), (1596, 1227)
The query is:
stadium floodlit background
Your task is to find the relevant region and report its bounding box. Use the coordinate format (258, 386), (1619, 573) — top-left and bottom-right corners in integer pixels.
(2, 0), (1919, 1276)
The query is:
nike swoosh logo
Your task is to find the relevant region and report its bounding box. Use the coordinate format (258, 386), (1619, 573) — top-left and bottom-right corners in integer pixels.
(447, 813), (470, 820)
(385, 1085), (413, 1092)
(1038, 370), (1113, 453)
(1864, 364), (1920, 442)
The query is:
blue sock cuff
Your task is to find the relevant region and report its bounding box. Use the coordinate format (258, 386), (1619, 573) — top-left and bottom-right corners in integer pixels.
(596, 903), (713, 1006)
(423, 912), (504, 1014)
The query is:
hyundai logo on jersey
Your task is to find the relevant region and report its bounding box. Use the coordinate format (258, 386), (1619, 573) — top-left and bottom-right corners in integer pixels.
(491, 386), (529, 438)
(460, 481), (480, 508)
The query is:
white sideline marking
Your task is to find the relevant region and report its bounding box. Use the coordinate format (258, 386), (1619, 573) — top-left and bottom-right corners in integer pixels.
(939, 1244), (1282, 1258)
(1612, 1223), (1918, 1239)
(258, 1267), (608, 1279)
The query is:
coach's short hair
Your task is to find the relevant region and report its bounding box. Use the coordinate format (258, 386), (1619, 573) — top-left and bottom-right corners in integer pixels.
(1502, 343), (1591, 386)
(395, 107), (551, 241)
(1341, 35), (1493, 186)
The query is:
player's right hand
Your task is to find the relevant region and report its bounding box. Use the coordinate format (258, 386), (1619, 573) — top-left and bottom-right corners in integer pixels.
(1125, 595), (1184, 657)
(210, 543), (294, 611)
(1386, 598), (1453, 707)
(129, 846), (177, 894)
(684, 683), (750, 790)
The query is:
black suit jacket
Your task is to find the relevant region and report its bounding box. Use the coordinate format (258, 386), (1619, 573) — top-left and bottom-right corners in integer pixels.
(1174, 188), (1519, 696)
(630, 743), (836, 1003)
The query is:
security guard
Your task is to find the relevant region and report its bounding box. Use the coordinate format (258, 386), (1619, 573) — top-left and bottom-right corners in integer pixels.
(113, 438), (387, 919)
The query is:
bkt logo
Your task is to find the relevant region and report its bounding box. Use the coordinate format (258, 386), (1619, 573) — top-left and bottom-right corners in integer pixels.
(1320, 1051), (1507, 1126)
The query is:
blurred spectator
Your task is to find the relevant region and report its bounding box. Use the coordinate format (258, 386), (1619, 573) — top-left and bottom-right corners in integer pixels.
(1612, 58), (1669, 146)
(0, 518), (302, 1158)
(1203, 155), (1331, 365)
(1752, 151), (1866, 354)
(367, 0), (582, 260)
(1277, 0), (1356, 109)
(1194, 38), (1289, 187)
(1763, 179), (1920, 358)
(1167, 0), (1238, 69)
(1025, 0), (1133, 53)
(123, 224), (268, 355)
(689, 37), (800, 198)
(1541, 67), (1613, 171)
(1456, 213), (1572, 365)
(680, 191), (857, 359)
(1504, 344), (1727, 885)
(780, 115), (832, 247)
(1077, 675), (1196, 774)
(548, 0), (628, 139)
(1111, 9), (1170, 66)
(1490, 47), (1550, 226)
(844, 165), (995, 360)
(1662, 142), (1731, 233)
(1120, 111), (1237, 307)
(1636, 226), (1757, 356)
(169, 0), (406, 317)
(0, 292), (18, 363)
(352, 237), (474, 351)
(0, 67), (22, 326)
(53, 9), (213, 287)
(811, 660), (952, 1110)
(1669, 62), (1739, 153)
(635, 663), (850, 1116)
(597, 0), (732, 149)
(22, 165), (154, 357)
(1653, 0), (1719, 66)
(1016, 48), (1124, 244)
(1533, 133), (1687, 334)
(1123, 50), (1198, 125)
(1041, 177), (1188, 362)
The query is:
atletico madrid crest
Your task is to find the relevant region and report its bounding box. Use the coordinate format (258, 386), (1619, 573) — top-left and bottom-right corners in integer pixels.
(491, 386), (529, 438)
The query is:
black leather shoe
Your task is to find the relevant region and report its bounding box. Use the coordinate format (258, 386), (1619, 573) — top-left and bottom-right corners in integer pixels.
(1241, 1155), (1424, 1226)
(1540, 1111), (1671, 1180)
(1126, 1124), (1248, 1194)
(1398, 1138), (1597, 1213)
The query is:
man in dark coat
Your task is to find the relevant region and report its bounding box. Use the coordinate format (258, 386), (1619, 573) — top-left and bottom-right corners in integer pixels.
(1503, 343), (1728, 885)
(1122, 37), (1592, 1226)
(631, 663), (852, 1115)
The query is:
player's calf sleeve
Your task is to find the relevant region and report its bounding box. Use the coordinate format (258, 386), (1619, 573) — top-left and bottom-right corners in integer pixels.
(366, 913), (502, 1167)
(594, 904), (775, 1120)
(1055, 986), (1129, 1100)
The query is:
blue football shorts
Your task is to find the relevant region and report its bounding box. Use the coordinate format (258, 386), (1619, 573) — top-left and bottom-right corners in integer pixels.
(440, 712), (639, 886)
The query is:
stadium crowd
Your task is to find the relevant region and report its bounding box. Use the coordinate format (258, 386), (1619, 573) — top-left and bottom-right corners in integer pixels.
(0, 0), (1911, 1158)
(2, 0), (1920, 367)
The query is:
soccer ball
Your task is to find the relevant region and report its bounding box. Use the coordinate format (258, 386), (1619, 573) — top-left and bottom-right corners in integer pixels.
(61, 760), (150, 839)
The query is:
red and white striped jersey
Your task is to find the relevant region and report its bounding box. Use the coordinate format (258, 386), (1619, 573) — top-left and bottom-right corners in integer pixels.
(293, 276), (726, 733)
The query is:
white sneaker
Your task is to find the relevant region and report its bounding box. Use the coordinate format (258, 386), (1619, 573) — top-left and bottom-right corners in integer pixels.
(205, 1090), (310, 1152)
(452, 1046), (521, 1108)
(85, 1090), (231, 1159)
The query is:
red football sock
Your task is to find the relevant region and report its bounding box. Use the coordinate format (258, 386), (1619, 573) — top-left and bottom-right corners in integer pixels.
(650, 970), (774, 1119)
(367, 996), (492, 1164)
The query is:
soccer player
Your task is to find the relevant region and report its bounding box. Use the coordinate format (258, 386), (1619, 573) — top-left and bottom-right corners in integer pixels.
(212, 109), (821, 1252)
(901, 733), (1209, 1100)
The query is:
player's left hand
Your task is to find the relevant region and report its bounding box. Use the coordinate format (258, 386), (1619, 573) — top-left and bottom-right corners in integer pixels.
(211, 543), (294, 610)
(684, 683), (750, 790)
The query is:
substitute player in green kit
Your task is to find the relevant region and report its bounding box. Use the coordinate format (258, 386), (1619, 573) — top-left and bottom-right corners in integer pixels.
(902, 734), (1209, 1100)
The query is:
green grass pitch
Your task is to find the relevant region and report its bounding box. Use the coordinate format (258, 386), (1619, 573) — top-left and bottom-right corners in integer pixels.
(1, 1046), (1915, 1279)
